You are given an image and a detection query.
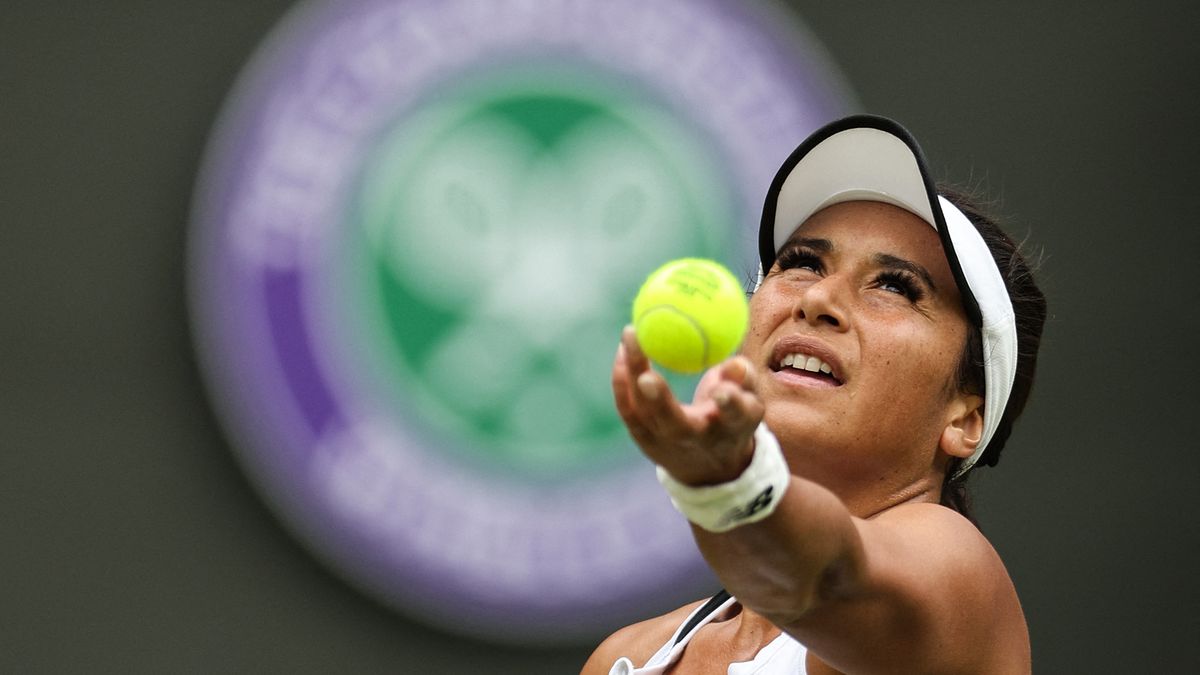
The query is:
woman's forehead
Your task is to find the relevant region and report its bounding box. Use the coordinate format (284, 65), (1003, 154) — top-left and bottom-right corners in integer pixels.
(788, 201), (959, 287)
(789, 201), (942, 254)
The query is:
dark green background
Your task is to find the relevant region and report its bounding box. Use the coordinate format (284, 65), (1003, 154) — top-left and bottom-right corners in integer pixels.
(4, 1), (1197, 672)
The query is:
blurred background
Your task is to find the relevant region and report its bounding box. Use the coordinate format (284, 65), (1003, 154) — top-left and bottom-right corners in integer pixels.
(4, 0), (1198, 672)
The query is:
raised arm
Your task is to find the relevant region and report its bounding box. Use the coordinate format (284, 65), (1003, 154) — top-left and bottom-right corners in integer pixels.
(611, 327), (1029, 673)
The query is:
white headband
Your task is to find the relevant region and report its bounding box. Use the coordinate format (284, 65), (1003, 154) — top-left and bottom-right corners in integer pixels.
(759, 116), (1017, 477)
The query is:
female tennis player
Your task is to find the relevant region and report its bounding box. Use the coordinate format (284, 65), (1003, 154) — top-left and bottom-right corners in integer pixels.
(583, 115), (1046, 674)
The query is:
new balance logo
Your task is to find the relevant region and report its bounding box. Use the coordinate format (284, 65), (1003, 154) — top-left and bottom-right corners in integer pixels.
(721, 486), (775, 526)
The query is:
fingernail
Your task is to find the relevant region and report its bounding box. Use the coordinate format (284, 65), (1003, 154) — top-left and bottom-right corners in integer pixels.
(720, 358), (741, 379)
(713, 390), (730, 407)
(637, 372), (659, 400)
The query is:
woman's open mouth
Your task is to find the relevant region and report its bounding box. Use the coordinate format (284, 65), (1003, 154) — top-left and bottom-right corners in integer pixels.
(771, 352), (844, 387)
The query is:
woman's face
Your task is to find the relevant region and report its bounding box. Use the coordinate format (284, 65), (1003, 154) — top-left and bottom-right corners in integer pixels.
(744, 201), (974, 505)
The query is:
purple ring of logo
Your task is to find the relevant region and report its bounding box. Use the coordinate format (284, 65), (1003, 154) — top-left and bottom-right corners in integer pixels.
(189, 0), (852, 642)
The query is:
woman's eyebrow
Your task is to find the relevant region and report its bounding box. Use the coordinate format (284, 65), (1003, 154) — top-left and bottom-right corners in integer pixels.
(874, 253), (937, 291)
(781, 235), (833, 253)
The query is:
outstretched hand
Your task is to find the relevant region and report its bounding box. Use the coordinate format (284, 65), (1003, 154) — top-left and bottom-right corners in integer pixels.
(612, 325), (764, 486)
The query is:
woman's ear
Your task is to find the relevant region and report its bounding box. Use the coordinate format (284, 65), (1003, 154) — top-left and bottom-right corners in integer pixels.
(940, 394), (984, 460)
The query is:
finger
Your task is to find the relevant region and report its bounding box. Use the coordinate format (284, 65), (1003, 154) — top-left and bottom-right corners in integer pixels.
(615, 333), (687, 435)
(612, 341), (638, 421)
(692, 356), (751, 411)
(633, 368), (676, 413)
(712, 383), (764, 430)
(621, 325), (658, 420)
(691, 362), (725, 402)
(633, 369), (698, 436)
(621, 325), (651, 376)
(614, 344), (670, 424)
(710, 358), (763, 421)
(719, 355), (758, 393)
(614, 341), (660, 427)
(612, 343), (667, 450)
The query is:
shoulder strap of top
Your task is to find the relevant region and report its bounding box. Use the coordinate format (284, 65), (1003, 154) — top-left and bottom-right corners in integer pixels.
(673, 589), (732, 646)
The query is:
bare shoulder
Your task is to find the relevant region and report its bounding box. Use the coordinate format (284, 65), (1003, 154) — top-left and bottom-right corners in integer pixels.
(863, 502), (1007, 586)
(866, 501), (990, 544)
(579, 600), (708, 675)
(857, 502), (1030, 669)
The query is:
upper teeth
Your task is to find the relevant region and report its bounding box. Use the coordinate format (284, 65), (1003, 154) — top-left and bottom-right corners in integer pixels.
(780, 353), (834, 376)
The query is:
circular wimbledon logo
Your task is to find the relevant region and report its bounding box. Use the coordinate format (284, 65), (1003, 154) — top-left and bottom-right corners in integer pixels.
(189, 0), (851, 642)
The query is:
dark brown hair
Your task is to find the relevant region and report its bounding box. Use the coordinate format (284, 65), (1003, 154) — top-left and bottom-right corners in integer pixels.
(938, 185), (1048, 525)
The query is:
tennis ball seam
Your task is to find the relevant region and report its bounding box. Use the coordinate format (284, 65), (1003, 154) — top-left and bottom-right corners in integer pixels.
(634, 304), (710, 368)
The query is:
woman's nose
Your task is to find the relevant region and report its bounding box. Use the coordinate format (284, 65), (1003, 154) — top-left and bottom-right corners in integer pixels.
(793, 275), (848, 329)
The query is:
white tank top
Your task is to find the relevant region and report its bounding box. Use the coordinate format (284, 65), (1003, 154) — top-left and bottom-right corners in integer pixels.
(609, 594), (808, 674)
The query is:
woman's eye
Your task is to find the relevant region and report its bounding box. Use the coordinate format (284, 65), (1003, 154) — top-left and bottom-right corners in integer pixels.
(877, 272), (923, 301)
(775, 248), (822, 273)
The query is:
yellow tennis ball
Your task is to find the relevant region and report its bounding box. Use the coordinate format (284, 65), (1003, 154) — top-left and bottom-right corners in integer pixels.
(631, 258), (749, 374)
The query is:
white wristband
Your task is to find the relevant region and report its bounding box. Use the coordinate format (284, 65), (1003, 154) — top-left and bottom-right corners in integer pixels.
(656, 423), (790, 533)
